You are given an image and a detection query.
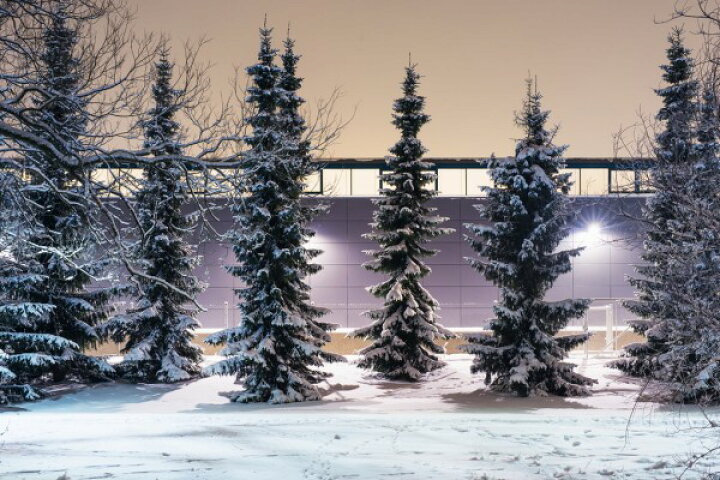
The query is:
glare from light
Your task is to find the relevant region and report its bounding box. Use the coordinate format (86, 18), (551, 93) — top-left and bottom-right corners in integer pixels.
(585, 222), (602, 237)
(576, 221), (603, 247)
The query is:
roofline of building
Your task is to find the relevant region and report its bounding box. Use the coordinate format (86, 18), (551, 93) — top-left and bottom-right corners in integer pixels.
(314, 157), (653, 169)
(0, 156), (655, 169)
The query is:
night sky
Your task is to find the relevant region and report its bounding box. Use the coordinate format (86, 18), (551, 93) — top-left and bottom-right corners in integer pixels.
(128, 0), (686, 158)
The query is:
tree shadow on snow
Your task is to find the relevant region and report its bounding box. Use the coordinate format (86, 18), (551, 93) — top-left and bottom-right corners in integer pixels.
(185, 383), (361, 413)
(320, 382), (361, 397)
(0, 405), (28, 413)
(24, 381), (191, 413)
(441, 389), (593, 412)
(370, 382), (424, 398)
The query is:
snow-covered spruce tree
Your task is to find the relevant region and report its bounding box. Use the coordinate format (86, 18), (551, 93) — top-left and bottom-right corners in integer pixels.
(610, 29), (699, 379)
(462, 79), (594, 397)
(0, 173), (55, 404)
(642, 86), (720, 404)
(277, 32), (327, 228)
(278, 34), (315, 187)
(100, 48), (204, 383)
(0, 9), (114, 398)
(353, 63), (454, 381)
(205, 25), (342, 403)
(670, 86), (720, 403)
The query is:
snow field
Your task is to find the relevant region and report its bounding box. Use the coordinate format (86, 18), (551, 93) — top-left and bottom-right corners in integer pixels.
(0, 355), (718, 479)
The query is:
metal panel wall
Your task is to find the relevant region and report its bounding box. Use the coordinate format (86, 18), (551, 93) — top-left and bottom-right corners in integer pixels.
(193, 196), (646, 330)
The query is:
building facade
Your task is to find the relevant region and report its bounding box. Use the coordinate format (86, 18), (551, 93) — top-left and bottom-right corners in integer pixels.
(188, 158), (648, 341)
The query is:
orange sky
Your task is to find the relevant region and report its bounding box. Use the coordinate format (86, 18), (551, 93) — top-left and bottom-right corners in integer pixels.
(128, 0), (691, 158)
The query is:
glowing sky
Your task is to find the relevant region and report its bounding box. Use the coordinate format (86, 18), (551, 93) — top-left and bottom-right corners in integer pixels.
(128, 0), (688, 158)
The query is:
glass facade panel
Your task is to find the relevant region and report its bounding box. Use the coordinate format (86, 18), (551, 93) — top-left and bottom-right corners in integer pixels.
(610, 170), (636, 193)
(560, 168), (580, 195)
(91, 168), (115, 197)
(437, 168), (466, 196)
(466, 168), (493, 196)
(424, 170), (439, 192)
(302, 171), (323, 194)
(102, 169), (131, 197)
(117, 169), (144, 197)
(380, 170), (437, 192)
(350, 168), (380, 196)
(637, 169), (655, 192)
(87, 162), (648, 198)
(205, 169), (236, 197)
(188, 170), (212, 194)
(578, 168), (608, 195)
(323, 168), (351, 196)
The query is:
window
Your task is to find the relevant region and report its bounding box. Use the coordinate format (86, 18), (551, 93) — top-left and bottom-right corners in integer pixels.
(93, 168), (140, 197)
(91, 168), (116, 197)
(350, 168), (380, 196)
(437, 168), (466, 196)
(380, 169), (438, 193)
(609, 170), (636, 193)
(302, 171), (323, 195)
(313, 164), (631, 197)
(322, 168), (351, 196)
(637, 169), (655, 193)
(608, 169), (655, 194)
(187, 170), (208, 194)
(560, 168), (580, 195)
(466, 168), (493, 196)
(578, 168), (608, 195)
(204, 168), (236, 197)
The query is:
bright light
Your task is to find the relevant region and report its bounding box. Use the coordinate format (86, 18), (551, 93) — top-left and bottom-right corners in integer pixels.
(585, 222), (602, 237)
(576, 221), (603, 247)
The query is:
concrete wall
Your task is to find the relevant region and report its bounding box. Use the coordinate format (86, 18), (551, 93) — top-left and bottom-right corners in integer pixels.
(191, 196), (647, 331)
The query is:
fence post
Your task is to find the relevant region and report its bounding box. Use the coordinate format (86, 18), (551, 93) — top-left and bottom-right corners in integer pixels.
(605, 304), (615, 352)
(583, 310), (589, 359)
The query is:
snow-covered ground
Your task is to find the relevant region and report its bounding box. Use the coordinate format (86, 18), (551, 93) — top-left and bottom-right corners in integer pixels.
(1, 354), (718, 479)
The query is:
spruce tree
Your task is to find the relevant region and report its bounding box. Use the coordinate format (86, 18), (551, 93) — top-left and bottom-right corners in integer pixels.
(0, 9), (114, 402)
(354, 63), (454, 381)
(631, 86), (720, 403)
(278, 32), (315, 186)
(611, 29), (699, 379)
(666, 86), (720, 403)
(205, 24), (342, 403)
(100, 48), (204, 383)
(0, 173), (56, 404)
(462, 79), (594, 397)
(277, 32), (327, 235)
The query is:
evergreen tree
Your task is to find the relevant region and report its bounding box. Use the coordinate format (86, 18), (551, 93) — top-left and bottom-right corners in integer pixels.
(205, 24), (342, 403)
(100, 48), (204, 383)
(0, 173), (54, 404)
(0, 9), (114, 402)
(462, 79), (594, 397)
(278, 32), (315, 185)
(276, 31), (327, 234)
(611, 29), (699, 379)
(628, 86), (720, 403)
(354, 63), (454, 381)
(666, 86), (720, 403)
